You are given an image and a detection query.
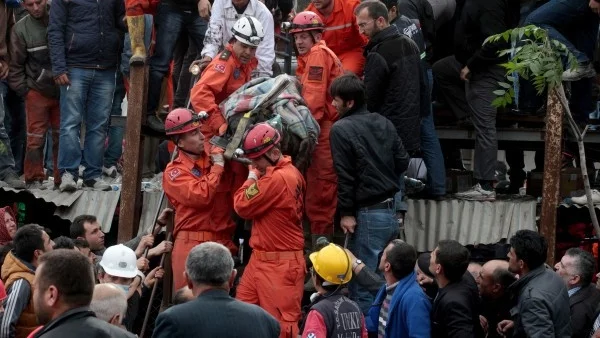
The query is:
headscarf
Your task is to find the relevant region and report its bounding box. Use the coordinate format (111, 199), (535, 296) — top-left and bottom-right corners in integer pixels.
(0, 206), (16, 245)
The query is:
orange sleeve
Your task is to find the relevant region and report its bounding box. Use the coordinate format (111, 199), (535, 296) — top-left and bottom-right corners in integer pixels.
(233, 174), (284, 219)
(163, 164), (225, 208)
(190, 60), (231, 133)
(301, 50), (330, 124)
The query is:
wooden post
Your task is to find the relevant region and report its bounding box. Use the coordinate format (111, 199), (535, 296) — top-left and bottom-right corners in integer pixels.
(540, 88), (563, 265)
(118, 65), (148, 243)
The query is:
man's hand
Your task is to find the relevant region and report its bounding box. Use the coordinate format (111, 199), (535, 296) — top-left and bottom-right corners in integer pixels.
(340, 216), (357, 234)
(210, 146), (225, 166)
(148, 240), (173, 257)
(591, 0), (600, 15)
(497, 320), (514, 336)
(55, 73), (70, 86)
(156, 207), (173, 226)
(0, 61), (8, 80)
(134, 234), (155, 257)
(190, 55), (212, 75)
(197, 0), (211, 19)
(136, 257), (150, 271)
(460, 66), (471, 82)
(247, 165), (261, 181)
(144, 266), (165, 288)
(480, 315), (488, 334)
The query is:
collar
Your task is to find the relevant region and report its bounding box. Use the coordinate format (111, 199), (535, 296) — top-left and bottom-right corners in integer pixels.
(36, 307), (93, 336)
(173, 149), (210, 171)
(386, 281), (399, 291)
(197, 288), (231, 299)
(297, 40), (327, 67)
(264, 156), (292, 175)
(224, 0), (256, 13)
(509, 265), (547, 292)
(340, 104), (369, 119)
(568, 286), (582, 297)
(366, 25), (399, 51)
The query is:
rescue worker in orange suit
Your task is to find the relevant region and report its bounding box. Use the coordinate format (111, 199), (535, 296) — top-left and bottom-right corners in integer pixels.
(290, 11), (342, 247)
(305, 0), (367, 76)
(190, 16), (263, 191)
(162, 108), (237, 290)
(233, 123), (307, 338)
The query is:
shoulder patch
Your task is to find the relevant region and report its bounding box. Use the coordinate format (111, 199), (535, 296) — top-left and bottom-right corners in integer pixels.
(308, 66), (324, 81)
(220, 49), (231, 61)
(244, 182), (261, 200)
(214, 63), (227, 73)
(168, 168), (181, 181)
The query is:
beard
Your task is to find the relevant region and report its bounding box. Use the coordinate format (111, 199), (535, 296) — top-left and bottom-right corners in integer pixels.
(34, 298), (52, 325)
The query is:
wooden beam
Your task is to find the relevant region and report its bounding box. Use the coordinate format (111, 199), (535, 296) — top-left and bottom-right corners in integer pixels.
(118, 65), (148, 243)
(539, 88), (563, 265)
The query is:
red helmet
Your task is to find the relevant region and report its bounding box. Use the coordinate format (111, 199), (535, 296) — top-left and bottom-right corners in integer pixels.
(290, 11), (324, 34)
(164, 108), (202, 136)
(242, 123), (281, 159)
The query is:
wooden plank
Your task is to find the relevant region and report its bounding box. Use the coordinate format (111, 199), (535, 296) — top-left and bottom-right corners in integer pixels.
(539, 88), (562, 265)
(118, 65), (148, 243)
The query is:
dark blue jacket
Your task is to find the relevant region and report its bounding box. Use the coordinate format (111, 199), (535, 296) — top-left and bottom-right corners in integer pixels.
(48, 0), (124, 76)
(366, 270), (431, 337)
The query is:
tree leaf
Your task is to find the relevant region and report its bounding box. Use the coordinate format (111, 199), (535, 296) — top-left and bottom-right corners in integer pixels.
(493, 89), (507, 96)
(498, 82), (512, 89)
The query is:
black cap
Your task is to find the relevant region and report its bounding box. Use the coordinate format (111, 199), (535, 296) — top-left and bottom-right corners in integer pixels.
(417, 252), (434, 278)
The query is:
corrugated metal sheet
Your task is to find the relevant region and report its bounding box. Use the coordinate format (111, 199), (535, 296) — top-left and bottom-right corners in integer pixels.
(138, 192), (168, 235)
(405, 198), (537, 252)
(54, 191), (121, 232)
(1, 186), (83, 207)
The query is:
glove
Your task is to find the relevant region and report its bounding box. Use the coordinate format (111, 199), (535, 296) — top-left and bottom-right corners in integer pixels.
(210, 146), (225, 167)
(248, 165), (261, 181)
(217, 123), (228, 136)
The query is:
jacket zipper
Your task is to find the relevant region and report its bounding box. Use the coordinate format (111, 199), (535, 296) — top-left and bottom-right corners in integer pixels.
(67, 33), (75, 51)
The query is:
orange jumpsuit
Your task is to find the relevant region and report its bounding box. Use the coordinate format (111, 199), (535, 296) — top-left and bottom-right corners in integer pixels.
(190, 43), (258, 191)
(306, 0), (367, 76)
(162, 151), (236, 290)
(233, 156), (307, 338)
(296, 40), (343, 236)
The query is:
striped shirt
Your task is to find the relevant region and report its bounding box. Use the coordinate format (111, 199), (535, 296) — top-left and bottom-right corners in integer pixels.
(378, 282), (399, 338)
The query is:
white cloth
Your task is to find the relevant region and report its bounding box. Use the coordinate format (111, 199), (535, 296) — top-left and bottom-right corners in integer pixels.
(201, 0), (275, 78)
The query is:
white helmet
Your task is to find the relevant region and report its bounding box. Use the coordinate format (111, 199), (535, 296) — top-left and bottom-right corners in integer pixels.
(99, 244), (138, 279)
(232, 16), (264, 47)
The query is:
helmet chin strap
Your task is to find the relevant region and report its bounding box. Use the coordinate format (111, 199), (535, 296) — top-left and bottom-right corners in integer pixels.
(261, 153), (278, 166)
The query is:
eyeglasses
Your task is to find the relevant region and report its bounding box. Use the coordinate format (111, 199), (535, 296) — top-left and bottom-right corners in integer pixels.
(357, 20), (374, 29)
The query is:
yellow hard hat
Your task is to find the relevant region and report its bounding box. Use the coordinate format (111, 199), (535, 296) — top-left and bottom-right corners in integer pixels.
(309, 243), (352, 284)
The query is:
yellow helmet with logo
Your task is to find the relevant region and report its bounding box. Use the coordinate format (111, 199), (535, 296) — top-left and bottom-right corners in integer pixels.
(309, 243), (352, 285)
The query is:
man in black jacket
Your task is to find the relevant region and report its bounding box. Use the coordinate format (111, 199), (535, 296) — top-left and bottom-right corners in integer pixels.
(355, 0), (429, 215)
(31, 249), (135, 338)
(554, 247), (600, 338)
(429, 240), (484, 338)
(432, 0), (520, 201)
(153, 242), (280, 338)
(329, 73), (410, 314)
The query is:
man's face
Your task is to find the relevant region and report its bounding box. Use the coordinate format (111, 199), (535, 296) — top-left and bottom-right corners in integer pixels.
(294, 32), (316, 56)
(378, 244), (392, 272)
(100, 273), (133, 286)
(177, 127), (205, 155)
(507, 248), (521, 274)
(356, 9), (379, 38)
(429, 247), (440, 278)
(42, 232), (54, 253)
(231, 0), (249, 9)
(478, 266), (498, 300)
(311, 0), (332, 11)
(83, 221), (105, 251)
(250, 149), (278, 175)
(22, 0), (46, 19)
(331, 97), (351, 117)
(32, 264), (52, 325)
(232, 40), (258, 64)
(76, 247), (95, 265)
(3, 212), (16, 239)
(554, 255), (577, 287)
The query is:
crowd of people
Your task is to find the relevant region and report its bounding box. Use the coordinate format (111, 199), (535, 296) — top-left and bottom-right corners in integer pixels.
(1, 0), (600, 336)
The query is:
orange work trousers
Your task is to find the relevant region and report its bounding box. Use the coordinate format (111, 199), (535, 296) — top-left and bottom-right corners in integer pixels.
(305, 121), (337, 235)
(172, 231), (237, 290)
(236, 250), (306, 338)
(338, 49), (366, 77)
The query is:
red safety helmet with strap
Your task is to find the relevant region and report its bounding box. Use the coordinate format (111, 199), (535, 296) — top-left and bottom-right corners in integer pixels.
(164, 108), (202, 136)
(290, 11), (324, 34)
(242, 123), (281, 159)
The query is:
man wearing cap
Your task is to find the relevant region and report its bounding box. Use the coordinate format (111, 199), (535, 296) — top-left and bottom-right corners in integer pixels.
(233, 122), (306, 338)
(97, 244), (163, 332)
(162, 108), (235, 290)
(301, 243), (367, 338)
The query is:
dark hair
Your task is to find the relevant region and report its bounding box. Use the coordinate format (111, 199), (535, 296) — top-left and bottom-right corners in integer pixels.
(491, 265), (517, 289)
(0, 243), (14, 268)
(14, 224), (45, 263)
(70, 215), (96, 239)
(435, 240), (470, 282)
(172, 288), (192, 306)
(329, 73), (366, 108)
(38, 249), (95, 308)
(417, 252), (434, 278)
(380, 0), (397, 10)
(311, 271), (339, 292)
(73, 238), (89, 249)
(386, 240), (417, 280)
(509, 230), (547, 270)
(355, 0), (389, 23)
(566, 247), (596, 286)
(53, 236), (75, 250)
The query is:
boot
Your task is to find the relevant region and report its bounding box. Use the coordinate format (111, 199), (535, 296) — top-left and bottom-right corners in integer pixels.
(311, 234), (333, 251)
(127, 15), (146, 65)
